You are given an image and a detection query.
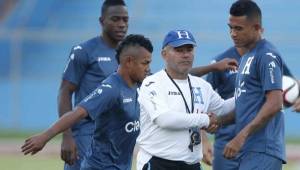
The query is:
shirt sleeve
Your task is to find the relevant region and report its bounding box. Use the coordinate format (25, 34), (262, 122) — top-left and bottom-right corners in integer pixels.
(206, 59), (221, 90)
(206, 82), (225, 115)
(62, 45), (89, 85)
(138, 80), (169, 122)
(78, 83), (118, 120)
(257, 52), (282, 92)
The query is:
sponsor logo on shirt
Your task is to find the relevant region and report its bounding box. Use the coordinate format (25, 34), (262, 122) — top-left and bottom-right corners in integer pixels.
(98, 57), (111, 62)
(145, 81), (155, 87)
(73, 45), (82, 50)
(235, 80), (246, 99)
(268, 61), (276, 84)
(229, 69), (238, 74)
(83, 88), (103, 102)
(102, 84), (112, 88)
(168, 91), (181, 95)
(123, 98), (133, 103)
(125, 120), (140, 133)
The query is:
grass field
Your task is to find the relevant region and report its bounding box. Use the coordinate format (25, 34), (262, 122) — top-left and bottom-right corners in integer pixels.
(0, 154), (299, 170)
(1, 131), (300, 170)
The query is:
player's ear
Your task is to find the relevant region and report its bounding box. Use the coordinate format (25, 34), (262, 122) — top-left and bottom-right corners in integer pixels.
(99, 16), (104, 26)
(254, 23), (261, 32)
(125, 55), (134, 67)
(161, 48), (167, 60)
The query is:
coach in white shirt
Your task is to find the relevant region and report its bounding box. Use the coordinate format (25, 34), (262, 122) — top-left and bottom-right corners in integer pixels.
(136, 29), (235, 170)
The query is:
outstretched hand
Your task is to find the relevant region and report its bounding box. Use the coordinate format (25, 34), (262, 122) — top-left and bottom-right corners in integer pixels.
(21, 133), (49, 155)
(213, 58), (238, 72)
(205, 112), (219, 133)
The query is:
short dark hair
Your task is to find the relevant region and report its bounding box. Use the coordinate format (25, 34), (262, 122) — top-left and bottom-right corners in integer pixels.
(116, 34), (153, 64)
(230, 0), (262, 25)
(101, 0), (126, 16)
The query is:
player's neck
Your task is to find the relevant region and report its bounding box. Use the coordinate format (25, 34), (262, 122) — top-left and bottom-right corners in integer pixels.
(117, 68), (136, 88)
(101, 34), (119, 49)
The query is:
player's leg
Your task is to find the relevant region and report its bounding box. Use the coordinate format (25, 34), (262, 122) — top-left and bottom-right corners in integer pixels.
(213, 147), (239, 170)
(239, 151), (282, 170)
(64, 135), (92, 170)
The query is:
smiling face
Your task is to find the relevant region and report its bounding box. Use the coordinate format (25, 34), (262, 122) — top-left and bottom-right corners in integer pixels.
(100, 5), (128, 43)
(162, 44), (194, 79)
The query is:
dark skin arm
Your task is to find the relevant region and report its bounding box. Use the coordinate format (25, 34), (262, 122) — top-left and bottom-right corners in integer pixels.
(190, 58), (238, 77)
(21, 107), (87, 155)
(57, 80), (78, 165)
(223, 90), (283, 159)
(201, 130), (213, 166)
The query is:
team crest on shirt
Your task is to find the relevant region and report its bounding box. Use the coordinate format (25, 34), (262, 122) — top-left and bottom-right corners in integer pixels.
(98, 57), (111, 62)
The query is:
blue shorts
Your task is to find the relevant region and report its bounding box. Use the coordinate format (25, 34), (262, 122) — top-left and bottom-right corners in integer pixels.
(213, 147), (239, 170)
(64, 135), (92, 170)
(239, 152), (282, 170)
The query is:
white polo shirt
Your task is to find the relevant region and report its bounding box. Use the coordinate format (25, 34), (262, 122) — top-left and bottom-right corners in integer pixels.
(137, 70), (229, 169)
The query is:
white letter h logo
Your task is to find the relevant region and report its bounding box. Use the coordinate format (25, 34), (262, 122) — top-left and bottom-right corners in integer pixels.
(176, 31), (190, 39)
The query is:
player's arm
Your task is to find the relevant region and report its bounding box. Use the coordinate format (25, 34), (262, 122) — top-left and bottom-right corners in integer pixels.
(223, 90), (282, 159)
(58, 80), (77, 137)
(190, 58), (238, 77)
(57, 80), (79, 164)
(201, 130), (213, 166)
(58, 46), (88, 165)
(21, 107), (88, 155)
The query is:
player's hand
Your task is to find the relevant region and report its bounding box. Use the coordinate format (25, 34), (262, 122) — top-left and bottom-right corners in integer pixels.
(202, 136), (213, 166)
(213, 58), (238, 72)
(205, 113), (219, 133)
(21, 133), (48, 155)
(292, 97), (300, 112)
(223, 132), (246, 159)
(61, 133), (78, 165)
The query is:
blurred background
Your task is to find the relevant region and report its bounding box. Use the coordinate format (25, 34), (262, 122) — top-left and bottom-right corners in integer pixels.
(0, 0), (300, 169)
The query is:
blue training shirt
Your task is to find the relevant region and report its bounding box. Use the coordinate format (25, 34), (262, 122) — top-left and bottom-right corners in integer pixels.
(207, 46), (293, 151)
(235, 39), (286, 162)
(206, 47), (240, 150)
(63, 36), (118, 136)
(79, 73), (140, 170)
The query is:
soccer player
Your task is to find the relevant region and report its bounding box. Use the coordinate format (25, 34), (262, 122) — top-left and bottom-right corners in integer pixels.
(211, 1), (286, 169)
(205, 46), (293, 170)
(136, 29), (235, 170)
(57, 0), (128, 169)
(21, 34), (153, 170)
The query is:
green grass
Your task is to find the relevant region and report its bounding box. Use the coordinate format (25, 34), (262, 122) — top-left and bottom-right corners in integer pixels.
(0, 155), (63, 170)
(0, 155), (299, 170)
(0, 131), (299, 170)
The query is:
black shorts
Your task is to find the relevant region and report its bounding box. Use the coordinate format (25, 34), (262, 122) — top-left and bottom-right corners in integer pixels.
(142, 156), (202, 170)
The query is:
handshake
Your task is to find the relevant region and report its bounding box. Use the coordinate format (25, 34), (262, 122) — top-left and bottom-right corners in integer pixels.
(203, 112), (220, 133)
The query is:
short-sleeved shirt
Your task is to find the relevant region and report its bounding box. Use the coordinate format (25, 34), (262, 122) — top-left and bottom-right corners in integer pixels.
(137, 70), (226, 164)
(63, 36), (118, 136)
(206, 46), (293, 150)
(79, 73), (140, 170)
(234, 39), (286, 162)
(206, 47), (241, 149)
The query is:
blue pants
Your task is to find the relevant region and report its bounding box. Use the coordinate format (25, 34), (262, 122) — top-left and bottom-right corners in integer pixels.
(213, 147), (239, 170)
(64, 135), (92, 170)
(239, 152), (282, 170)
